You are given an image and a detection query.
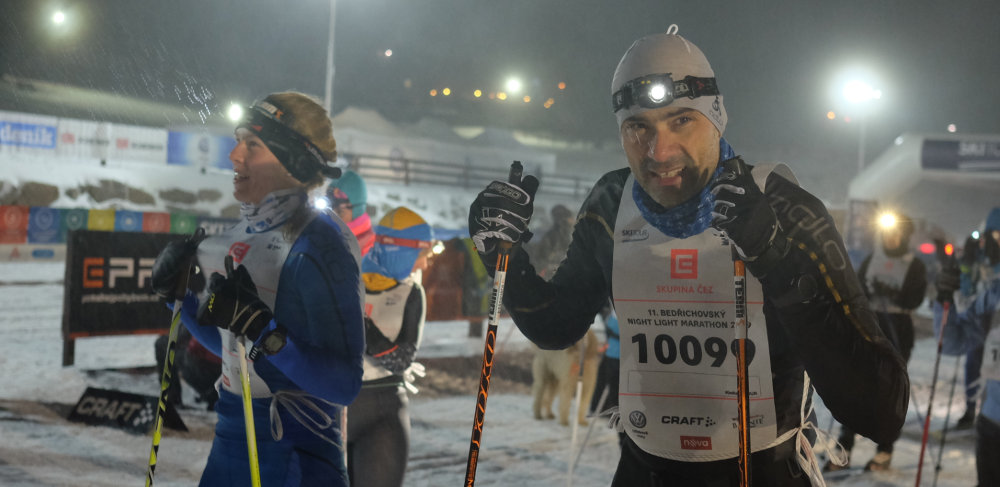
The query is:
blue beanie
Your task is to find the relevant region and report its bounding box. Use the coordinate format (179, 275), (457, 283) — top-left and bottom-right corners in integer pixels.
(326, 170), (367, 220)
(362, 207), (434, 281)
(986, 207), (1000, 232)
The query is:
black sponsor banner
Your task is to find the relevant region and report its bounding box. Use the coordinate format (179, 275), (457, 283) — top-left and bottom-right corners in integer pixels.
(67, 387), (186, 434)
(63, 230), (184, 337)
(61, 230), (188, 365)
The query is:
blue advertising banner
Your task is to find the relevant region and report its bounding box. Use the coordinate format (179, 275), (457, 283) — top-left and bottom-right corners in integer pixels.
(0, 121), (57, 149)
(166, 131), (236, 169)
(27, 207), (62, 244)
(921, 139), (1000, 172)
(114, 210), (144, 232)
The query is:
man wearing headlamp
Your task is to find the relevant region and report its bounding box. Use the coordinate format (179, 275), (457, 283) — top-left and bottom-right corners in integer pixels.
(468, 25), (908, 486)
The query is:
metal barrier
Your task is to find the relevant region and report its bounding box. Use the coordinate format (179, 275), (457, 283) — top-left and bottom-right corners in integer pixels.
(341, 152), (593, 199)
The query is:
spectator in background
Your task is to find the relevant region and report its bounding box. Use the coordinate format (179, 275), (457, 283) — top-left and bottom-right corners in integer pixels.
(328, 169), (375, 256)
(347, 206), (434, 487)
(955, 207), (1000, 429)
(527, 204), (576, 278)
(827, 212), (926, 471)
(935, 241), (1000, 487)
(590, 301), (624, 447)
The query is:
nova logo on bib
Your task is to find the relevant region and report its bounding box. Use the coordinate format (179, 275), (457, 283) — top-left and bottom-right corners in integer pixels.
(670, 249), (698, 279)
(680, 436), (713, 450)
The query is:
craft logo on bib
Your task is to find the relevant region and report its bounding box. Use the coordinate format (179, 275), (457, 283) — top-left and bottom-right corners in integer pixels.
(670, 249), (698, 279)
(229, 242), (250, 264)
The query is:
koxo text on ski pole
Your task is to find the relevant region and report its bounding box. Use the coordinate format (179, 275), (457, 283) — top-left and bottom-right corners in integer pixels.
(464, 160), (529, 487)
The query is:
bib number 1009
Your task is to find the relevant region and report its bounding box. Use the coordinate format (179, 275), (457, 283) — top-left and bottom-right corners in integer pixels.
(631, 333), (755, 367)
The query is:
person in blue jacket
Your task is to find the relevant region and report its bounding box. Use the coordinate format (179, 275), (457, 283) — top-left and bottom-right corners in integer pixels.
(152, 91), (365, 487)
(955, 208), (1000, 430)
(935, 246), (1000, 487)
(347, 206), (435, 487)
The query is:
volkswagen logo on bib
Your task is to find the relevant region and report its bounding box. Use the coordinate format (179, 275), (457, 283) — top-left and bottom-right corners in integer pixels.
(629, 410), (647, 428)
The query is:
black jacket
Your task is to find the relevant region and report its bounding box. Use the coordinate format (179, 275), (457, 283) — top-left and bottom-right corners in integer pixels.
(501, 166), (909, 460)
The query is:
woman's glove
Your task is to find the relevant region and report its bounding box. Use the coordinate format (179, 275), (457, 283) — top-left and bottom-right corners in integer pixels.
(151, 228), (206, 299)
(197, 255), (272, 342)
(709, 158), (778, 262)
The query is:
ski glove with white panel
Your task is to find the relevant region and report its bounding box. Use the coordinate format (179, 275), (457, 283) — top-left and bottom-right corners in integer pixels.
(151, 228), (206, 300)
(197, 255), (272, 342)
(468, 172), (539, 265)
(710, 158), (783, 274)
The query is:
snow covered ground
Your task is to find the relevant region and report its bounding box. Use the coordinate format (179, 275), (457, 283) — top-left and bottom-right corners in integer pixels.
(0, 261), (980, 486)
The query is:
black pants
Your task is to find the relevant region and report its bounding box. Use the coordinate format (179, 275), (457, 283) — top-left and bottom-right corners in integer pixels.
(346, 383), (410, 487)
(977, 415), (1000, 487)
(611, 435), (809, 487)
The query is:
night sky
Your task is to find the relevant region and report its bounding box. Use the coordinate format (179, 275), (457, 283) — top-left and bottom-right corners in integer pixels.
(2, 0), (998, 201)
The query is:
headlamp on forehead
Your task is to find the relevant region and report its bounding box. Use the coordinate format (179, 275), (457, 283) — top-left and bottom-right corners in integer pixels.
(612, 73), (720, 113)
(238, 101), (341, 182)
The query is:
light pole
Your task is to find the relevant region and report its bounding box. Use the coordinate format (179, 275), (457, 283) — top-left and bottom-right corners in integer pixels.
(842, 80), (882, 173)
(324, 0), (337, 114)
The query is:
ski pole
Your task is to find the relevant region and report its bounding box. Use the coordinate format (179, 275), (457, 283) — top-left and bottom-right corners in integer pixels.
(236, 337), (262, 487)
(932, 354), (962, 487)
(567, 339), (588, 487)
(732, 249), (751, 487)
(146, 228), (204, 487)
(571, 384), (610, 470)
(915, 300), (950, 487)
(464, 161), (523, 487)
(225, 255), (262, 487)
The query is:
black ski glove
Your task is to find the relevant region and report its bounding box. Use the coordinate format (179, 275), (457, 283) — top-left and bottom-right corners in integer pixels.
(935, 264), (961, 303)
(468, 169), (539, 269)
(197, 255), (273, 342)
(151, 228), (206, 300)
(710, 158), (779, 262)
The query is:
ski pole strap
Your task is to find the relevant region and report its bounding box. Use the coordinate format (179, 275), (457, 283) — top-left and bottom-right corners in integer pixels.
(792, 372), (834, 487)
(269, 389), (346, 449)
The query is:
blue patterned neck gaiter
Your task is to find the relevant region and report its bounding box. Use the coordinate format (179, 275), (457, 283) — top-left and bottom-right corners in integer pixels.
(241, 189), (306, 233)
(632, 138), (736, 239)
